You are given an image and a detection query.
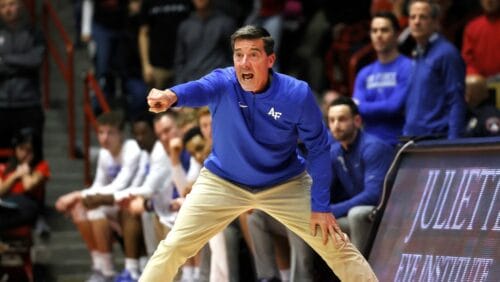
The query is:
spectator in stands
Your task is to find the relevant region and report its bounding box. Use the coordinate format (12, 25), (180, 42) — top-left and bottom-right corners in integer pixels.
(462, 0), (500, 79)
(0, 128), (50, 231)
(55, 111), (142, 282)
(353, 11), (412, 146)
(403, 0), (466, 139)
(327, 96), (394, 256)
(138, 0), (191, 89)
(0, 0), (46, 161)
(462, 0), (500, 108)
(81, 0), (129, 114)
(174, 0), (235, 84)
(142, 25), (377, 282)
(119, 0), (149, 120)
(248, 209), (314, 282)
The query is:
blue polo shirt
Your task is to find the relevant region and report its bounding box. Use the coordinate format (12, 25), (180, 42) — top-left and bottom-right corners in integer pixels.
(171, 67), (332, 212)
(329, 131), (394, 217)
(403, 33), (466, 139)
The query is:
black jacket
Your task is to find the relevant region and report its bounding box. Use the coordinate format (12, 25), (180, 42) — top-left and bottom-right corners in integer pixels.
(0, 19), (45, 108)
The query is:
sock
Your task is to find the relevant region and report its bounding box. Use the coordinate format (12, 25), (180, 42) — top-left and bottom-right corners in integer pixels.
(280, 268), (290, 282)
(91, 251), (100, 271)
(139, 256), (148, 272)
(96, 252), (115, 277)
(125, 258), (140, 279)
(193, 266), (200, 280)
(182, 266), (193, 282)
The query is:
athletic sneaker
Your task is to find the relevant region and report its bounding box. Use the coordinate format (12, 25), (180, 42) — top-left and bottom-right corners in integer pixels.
(114, 269), (138, 282)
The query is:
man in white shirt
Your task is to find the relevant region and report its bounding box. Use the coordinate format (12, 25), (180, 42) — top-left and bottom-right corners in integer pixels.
(55, 111), (142, 282)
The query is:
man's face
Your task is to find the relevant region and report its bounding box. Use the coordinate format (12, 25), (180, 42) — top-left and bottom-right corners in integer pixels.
(481, 0), (500, 14)
(233, 38), (275, 92)
(409, 2), (437, 44)
(154, 115), (179, 148)
(97, 124), (123, 153)
(370, 17), (398, 54)
(328, 105), (360, 143)
(132, 121), (156, 151)
(185, 134), (206, 164)
(198, 114), (212, 140)
(0, 0), (20, 25)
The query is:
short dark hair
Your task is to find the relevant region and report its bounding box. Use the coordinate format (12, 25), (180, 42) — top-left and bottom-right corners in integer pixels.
(97, 111), (125, 131)
(132, 112), (155, 130)
(182, 126), (203, 146)
(408, 0), (441, 19)
(153, 110), (179, 125)
(230, 25), (275, 55)
(373, 11), (401, 32)
(329, 96), (360, 116)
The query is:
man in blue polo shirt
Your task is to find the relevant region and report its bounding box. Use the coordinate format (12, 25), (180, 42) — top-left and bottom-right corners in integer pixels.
(404, 0), (466, 139)
(141, 25), (378, 282)
(328, 96), (394, 255)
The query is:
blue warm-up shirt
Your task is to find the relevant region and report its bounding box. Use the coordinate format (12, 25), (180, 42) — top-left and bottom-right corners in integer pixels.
(171, 67), (332, 212)
(329, 131), (393, 217)
(353, 55), (412, 146)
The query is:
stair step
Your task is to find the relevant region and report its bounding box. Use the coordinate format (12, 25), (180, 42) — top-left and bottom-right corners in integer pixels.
(48, 249), (124, 276)
(56, 273), (89, 282)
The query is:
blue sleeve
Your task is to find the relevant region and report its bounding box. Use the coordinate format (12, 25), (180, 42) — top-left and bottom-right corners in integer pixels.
(298, 89), (332, 212)
(352, 68), (369, 107)
(171, 69), (226, 108)
(355, 61), (410, 119)
(329, 142), (393, 217)
(441, 51), (466, 139)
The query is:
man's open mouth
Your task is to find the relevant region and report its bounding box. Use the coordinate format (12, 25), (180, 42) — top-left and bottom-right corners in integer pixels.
(242, 73), (254, 80)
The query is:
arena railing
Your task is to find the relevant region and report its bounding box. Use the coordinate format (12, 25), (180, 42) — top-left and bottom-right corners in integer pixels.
(41, 0), (76, 158)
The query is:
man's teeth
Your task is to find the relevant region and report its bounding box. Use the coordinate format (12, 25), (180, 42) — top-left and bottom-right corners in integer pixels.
(242, 74), (253, 80)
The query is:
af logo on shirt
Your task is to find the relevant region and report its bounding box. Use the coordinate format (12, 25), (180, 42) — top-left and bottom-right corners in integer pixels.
(268, 107), (282, 120)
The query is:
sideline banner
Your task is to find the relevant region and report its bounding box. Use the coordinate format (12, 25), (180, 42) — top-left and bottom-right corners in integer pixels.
(369, 138), (500, 282)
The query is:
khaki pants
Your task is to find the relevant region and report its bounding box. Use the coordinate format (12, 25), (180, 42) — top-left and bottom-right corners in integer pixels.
(153, 214), (170, 244)
(140, 168), (377, 282)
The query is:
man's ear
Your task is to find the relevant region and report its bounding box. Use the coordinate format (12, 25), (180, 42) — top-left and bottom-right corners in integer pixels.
(267, 53), (276, 69)
(354, 114), (363, 128)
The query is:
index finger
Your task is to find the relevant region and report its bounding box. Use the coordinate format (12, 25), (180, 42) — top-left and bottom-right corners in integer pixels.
(321, 224), (329, 245)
